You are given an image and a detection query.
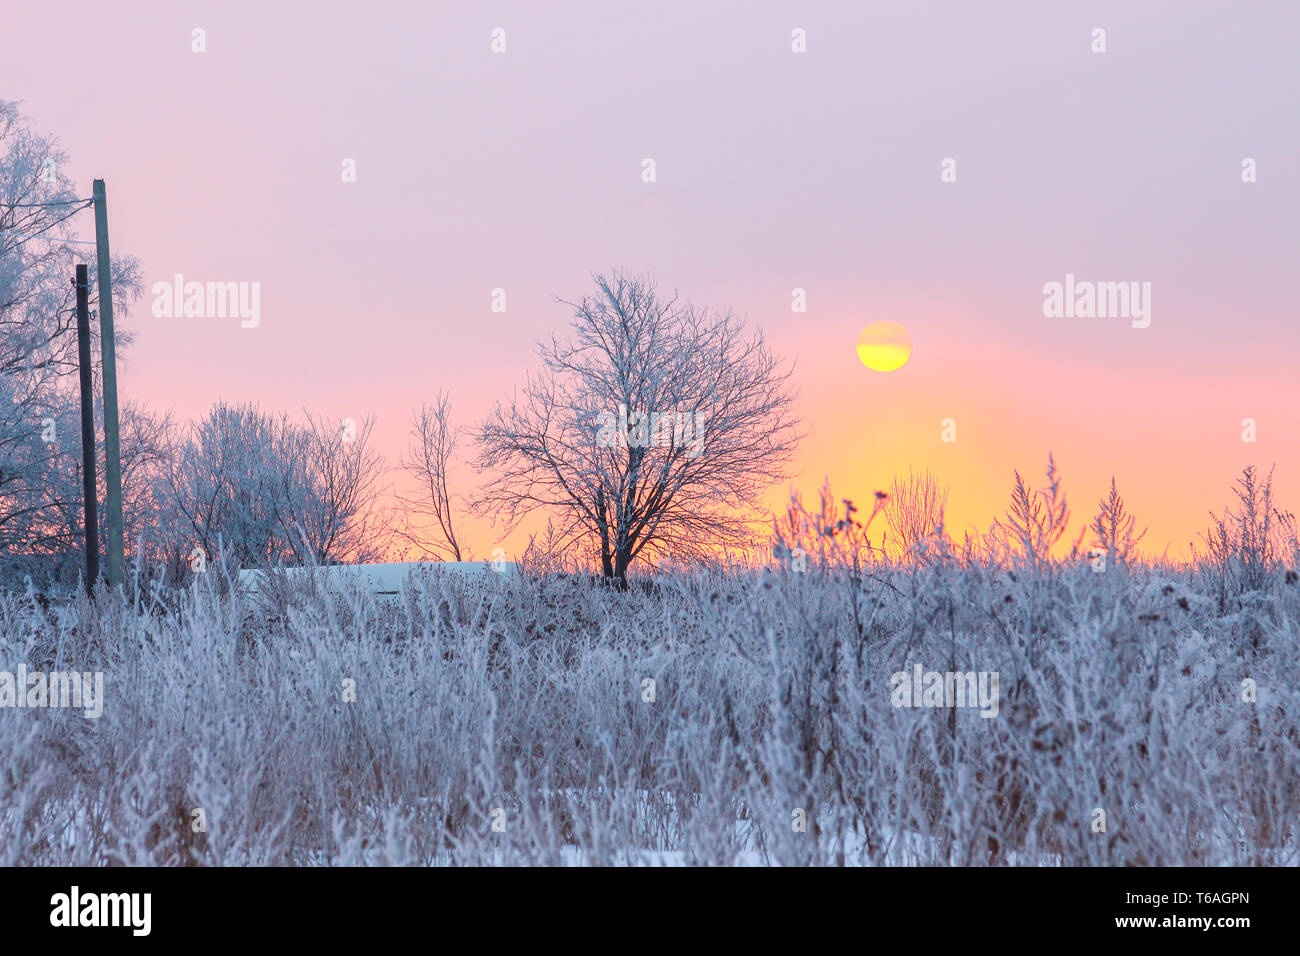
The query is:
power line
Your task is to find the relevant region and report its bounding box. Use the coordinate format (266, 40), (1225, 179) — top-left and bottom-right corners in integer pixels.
(3, 198), (93, 207)
(0, 200), (94, 248)
(0, 231), (96, 247)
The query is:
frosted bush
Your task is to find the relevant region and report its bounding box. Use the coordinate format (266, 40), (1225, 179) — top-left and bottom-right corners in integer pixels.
(2, 529), (1296, 866)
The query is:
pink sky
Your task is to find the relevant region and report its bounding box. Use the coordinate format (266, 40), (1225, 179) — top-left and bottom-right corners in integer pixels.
(4, 0), (1298, 560)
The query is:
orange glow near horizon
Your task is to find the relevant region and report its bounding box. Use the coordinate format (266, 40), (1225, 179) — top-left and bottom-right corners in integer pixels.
(6, 2), (1295, 570)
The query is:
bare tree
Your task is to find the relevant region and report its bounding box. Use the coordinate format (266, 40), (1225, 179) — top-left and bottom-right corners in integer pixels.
(397, 392), (464, 560)
(885, 467), (949, 559)
(475, 270), (803, 585)
(302, 410), (387, 564)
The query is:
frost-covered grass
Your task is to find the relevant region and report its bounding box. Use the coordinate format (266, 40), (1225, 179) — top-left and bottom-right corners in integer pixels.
(1, 550), (1297, 866)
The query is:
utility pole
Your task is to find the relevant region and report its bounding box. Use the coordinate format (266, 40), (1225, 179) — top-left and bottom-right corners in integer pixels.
(74, 264), (100, 594)
(92, 179), (125, 588)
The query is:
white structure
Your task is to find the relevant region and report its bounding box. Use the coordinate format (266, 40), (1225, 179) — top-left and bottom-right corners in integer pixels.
(237, 560), (518, 597)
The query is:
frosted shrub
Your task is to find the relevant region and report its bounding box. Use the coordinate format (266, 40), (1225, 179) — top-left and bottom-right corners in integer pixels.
(1, 468), (1296, 865)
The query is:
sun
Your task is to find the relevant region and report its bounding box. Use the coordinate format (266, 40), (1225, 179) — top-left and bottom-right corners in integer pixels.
(856, 320), (912, 372)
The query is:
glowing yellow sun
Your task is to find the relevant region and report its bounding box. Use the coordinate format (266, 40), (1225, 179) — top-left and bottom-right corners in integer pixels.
(856, 320), (912, 372)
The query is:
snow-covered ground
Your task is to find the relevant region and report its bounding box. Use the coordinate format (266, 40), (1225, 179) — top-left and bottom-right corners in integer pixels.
(1, 558), (1297, 866)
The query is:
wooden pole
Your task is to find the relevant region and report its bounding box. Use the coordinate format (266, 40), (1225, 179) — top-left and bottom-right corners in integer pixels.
(74, 264), (100, 594)
(92, 179), (124, 588)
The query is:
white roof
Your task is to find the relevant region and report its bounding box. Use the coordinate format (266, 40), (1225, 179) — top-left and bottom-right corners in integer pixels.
(237, 560), (518, 594)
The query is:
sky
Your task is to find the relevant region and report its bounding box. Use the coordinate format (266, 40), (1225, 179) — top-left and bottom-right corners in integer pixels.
(3, 0), (1297, 561)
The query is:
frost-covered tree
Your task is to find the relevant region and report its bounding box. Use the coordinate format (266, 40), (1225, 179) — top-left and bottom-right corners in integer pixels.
(159, 401), (384, 573)
(0, 101), (141, 588)
(300, 409), (386, 564)
(476, 271), (803, 584)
